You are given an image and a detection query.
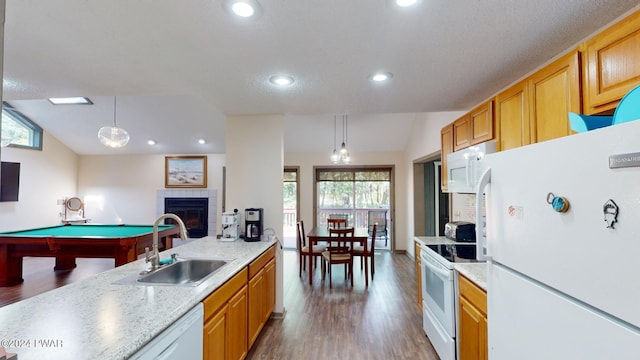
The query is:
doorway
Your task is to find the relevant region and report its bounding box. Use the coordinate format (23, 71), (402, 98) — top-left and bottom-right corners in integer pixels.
(414, 158), (449, 237)
(282, 167), (299, 249)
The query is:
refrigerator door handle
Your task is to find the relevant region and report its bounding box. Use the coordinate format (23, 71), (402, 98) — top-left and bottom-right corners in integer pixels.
(476, 167), (492, 261)
(465, 155), (473, 189)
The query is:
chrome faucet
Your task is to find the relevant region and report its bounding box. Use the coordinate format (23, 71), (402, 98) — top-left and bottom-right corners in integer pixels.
(146, 213), (189, 271)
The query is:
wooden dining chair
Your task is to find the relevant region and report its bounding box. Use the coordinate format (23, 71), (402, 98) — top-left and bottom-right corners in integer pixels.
(327, 218), (347, 228)
(322, 227), (354, 288)
(352, 224), (376, 282)
(326, 218), (348, 251)
(297, 220), (324, 278)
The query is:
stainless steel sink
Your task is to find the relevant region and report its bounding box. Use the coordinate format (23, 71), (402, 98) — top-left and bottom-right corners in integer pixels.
(136, 259), (229, 286)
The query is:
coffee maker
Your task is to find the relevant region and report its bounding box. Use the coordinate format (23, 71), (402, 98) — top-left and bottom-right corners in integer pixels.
(220, 209), (239, 241)
(244, 208), (263, 242)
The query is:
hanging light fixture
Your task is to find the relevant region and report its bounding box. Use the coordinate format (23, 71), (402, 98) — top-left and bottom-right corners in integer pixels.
(98, 97), (130, 148)
(340, 115), (351, 164)
(331, 115), (340, 164)
(330, 114), (351, 164)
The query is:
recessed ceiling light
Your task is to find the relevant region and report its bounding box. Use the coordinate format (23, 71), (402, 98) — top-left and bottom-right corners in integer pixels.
(223, 0), (262, 19)
(198, 139), (206, 145)
(269, 75), (295, 86)
(395, 0), (420, 7)
(147, 140), (156, 145)
(49, 97), (93, 105)
(369, 72), (393, 83)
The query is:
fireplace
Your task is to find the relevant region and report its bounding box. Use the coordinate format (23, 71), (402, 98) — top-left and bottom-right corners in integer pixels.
(164, 197), (209, 238)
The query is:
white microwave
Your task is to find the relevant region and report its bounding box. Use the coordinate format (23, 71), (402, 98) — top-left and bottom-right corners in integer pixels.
(446, 141), (496, 193)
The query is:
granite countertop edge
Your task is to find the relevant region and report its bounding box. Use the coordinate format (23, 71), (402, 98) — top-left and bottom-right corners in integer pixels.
(0, 236), (277, 359)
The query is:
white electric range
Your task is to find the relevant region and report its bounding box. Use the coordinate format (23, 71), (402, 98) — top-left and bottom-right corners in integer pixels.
(416, 236), (479, 360)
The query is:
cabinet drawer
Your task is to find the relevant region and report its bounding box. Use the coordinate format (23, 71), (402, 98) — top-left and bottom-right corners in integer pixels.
(249, 246), (275, 279)
(203, 267), (248, 320)
(458, 273), (487, 315)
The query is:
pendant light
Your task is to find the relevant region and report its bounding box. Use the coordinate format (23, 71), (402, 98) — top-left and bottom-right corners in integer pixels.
(331, 115), (340, 164)
(340, 115), (351, 164)
(98, 97), (130, 148)
(330, 114), (351, 164)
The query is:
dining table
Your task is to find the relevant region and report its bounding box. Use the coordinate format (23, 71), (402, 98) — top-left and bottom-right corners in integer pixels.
(306, 226), (371, 287)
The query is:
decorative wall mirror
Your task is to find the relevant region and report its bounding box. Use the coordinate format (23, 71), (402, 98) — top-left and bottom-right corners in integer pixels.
(66, 197), (84, 212)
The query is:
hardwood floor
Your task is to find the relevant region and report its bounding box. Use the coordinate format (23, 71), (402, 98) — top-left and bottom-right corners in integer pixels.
(0, 257), (114, 307)
(1, 250), (439, 360)
(247, 250), (439, 359)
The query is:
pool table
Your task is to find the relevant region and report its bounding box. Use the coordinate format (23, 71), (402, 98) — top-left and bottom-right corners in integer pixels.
(0, 224), (180, 286)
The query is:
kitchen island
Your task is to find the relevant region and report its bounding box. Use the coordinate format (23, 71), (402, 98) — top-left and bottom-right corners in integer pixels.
(0, 236), (277, 359)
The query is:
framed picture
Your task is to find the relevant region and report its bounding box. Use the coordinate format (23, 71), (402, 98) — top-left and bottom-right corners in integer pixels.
(165, 156), (208, 188)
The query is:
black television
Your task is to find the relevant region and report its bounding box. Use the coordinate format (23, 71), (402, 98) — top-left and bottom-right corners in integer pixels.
(1, 161), (20, 202)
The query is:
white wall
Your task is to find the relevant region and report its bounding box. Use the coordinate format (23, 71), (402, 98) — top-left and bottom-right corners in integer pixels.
(284, 150), (406, 249)
(77, 154), (225, 227)
(0, 132), (79, 231)
(403, 111), (466, 257)
(226, 114), (285, 314)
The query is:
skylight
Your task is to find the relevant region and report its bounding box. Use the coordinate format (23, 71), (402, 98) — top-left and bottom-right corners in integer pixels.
(48, 97), (93, 105)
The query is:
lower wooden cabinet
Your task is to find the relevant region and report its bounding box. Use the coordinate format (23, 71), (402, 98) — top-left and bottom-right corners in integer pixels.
(458, 273), (488, 360)
(415, 242), (422, 310)
(248, 246), (276, 348)
(202, 244), (276, 360)
(203, 268), (249, 360)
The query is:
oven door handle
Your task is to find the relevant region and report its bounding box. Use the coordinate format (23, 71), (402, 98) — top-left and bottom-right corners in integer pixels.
(423, 255), (452, 280)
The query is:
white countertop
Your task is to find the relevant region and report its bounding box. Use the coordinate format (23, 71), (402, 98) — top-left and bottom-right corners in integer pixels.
(0, 236), (276, 360)
(455, 263), (488, 291)
(414, 236), (459, 246)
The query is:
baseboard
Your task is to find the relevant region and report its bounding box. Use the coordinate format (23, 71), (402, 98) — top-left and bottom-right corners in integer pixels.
(270, 308), (287, 320)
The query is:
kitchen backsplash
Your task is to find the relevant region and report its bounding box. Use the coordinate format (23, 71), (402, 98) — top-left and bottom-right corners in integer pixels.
(451, 193), (485, 223)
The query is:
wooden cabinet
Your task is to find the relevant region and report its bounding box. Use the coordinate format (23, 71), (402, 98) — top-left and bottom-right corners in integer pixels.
(458, 273), (487, 360)
(440, 124), (454, 192)
(415, 242), (422, 310)
(453, 100), (495, 152)
(202, 245), (275, 360)
(496, 80), (530, 151)
(203, 268), (249, 360)
(468, 100), (494, 145)
(584, 9), (640, 115)
(264, 258), (276, 320)
(453, 115), (471, 151)
(529, 50), (581, 143)
(248, 246), (276, 348)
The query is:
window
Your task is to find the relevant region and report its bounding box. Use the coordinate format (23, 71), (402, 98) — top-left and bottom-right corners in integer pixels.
(314, 166), (393, 249)
(1, 102), (43, 150)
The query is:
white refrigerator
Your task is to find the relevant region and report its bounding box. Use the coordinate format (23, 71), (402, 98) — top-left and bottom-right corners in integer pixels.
(475, 120), (640, 359)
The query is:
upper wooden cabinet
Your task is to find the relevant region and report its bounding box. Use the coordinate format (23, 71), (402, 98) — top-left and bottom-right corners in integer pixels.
(584, 9), (640, 115)
(496, 80), (530, 151)
(529, 50), (581, 143)
(453, 100), (494, 152)
(440, 124), (454, 192)
(453, 115), (471, 151)
(469, 101), (494, 145)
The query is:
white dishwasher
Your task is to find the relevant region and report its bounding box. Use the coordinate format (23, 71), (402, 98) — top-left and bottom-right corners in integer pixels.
(129, 303), (203, 360)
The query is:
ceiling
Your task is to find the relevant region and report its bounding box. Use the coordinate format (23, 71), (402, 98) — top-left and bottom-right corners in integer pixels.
(2, 0), (639, 155)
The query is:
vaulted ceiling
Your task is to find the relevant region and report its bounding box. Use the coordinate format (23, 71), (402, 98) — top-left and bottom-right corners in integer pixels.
(3, 1), (639, 155)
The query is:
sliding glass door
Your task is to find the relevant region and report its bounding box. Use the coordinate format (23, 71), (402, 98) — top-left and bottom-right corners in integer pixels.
(314, 166), (392, 250)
